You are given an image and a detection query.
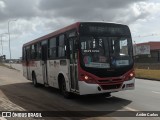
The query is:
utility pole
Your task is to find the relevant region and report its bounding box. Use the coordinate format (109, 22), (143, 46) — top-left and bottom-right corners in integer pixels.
(0, 33), (8, 56)
(8, 19), (17, 68)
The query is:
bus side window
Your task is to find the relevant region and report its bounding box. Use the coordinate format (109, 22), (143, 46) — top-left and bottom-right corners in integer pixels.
(36, 42), (41, 60)
(22, 47), (26, 61)
(26, 46), (31, 61)
(58, 34), (66, 58)
(31, 44), (36, 60)
(48, 37), (57, 59)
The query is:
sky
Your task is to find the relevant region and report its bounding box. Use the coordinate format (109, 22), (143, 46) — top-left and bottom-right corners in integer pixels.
(0, 0), (160, 59)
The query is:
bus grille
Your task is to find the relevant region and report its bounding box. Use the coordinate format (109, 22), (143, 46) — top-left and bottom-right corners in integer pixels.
(100, 84), (122, 90)
(98, 79), (123, 83)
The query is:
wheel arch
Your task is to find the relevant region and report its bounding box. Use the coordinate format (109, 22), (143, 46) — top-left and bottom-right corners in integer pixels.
(58, 73), (65, 90)
(31, 70), (36, 80)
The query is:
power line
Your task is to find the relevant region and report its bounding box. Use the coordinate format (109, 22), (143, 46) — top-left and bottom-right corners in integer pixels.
(133, 33), (160, 38)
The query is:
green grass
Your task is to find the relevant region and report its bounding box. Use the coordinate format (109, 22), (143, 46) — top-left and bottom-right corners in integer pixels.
(0, 63), (11, 68)
(0, 63), (17, 70)
(135, 69), (160, 80)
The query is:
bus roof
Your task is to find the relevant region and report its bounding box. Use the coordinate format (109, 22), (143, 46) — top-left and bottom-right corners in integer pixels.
(23, 22), (128, 47)
(23, 22), (80, 47)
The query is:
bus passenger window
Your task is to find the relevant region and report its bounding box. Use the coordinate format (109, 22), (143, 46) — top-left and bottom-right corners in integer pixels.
(31, 44), (37, 59)
(48, 37), (57, 58)
(37, 43), (41, 60)
(58, 35), (65, 57)
(22, 47), (26, 61)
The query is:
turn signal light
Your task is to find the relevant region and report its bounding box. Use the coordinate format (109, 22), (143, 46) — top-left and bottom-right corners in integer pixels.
(84, 75), (89, 80)
(80, 74), (96, 84)
(125, 71), (135, 81)
(129, 73), (134, 77)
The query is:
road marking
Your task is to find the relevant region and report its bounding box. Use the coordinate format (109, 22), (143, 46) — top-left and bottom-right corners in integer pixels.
(152, 91), (160, 94)
(124, 106), (139, 111)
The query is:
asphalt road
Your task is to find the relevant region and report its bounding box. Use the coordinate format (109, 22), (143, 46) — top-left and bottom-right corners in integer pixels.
(0, 64), (160, 120)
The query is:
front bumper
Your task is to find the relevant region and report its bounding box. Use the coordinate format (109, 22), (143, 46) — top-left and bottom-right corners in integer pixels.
(78, 78), (135, 95)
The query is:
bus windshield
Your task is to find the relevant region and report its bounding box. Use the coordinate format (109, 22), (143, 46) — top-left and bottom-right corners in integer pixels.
(80, 36), (133, 69)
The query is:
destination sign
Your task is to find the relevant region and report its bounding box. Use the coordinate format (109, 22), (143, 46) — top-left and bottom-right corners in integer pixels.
(80, 23), (131, 36)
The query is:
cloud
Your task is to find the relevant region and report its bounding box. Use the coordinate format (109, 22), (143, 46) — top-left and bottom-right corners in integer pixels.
(130, 1), (160, 34)
(0, 0), (39, 22)
(0, 0), (153, 28)
(0, 0), (5, 9)
(38, 0), (147, 23)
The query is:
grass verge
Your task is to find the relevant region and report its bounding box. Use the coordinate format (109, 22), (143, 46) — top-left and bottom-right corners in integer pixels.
(135, 69), (160, 81)
(0, 63), (11, 68)
(0, 63), (19, 71)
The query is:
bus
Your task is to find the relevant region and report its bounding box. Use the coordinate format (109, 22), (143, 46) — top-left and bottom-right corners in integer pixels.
(22, 22), (135, 98)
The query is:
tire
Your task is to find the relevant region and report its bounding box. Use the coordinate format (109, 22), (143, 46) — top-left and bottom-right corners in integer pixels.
(32, 73), (38, 87)
(61, 78), (72, 98)
(103, 92), (111, 98)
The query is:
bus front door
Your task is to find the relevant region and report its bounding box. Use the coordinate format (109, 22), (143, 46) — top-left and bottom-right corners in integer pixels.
(41, 41), (48, 86)
(69, 37), (79, 91)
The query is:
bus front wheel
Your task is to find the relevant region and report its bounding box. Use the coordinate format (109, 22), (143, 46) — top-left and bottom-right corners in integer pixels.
(32, 73), (38, 87)
(61, 78), (72, 98)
